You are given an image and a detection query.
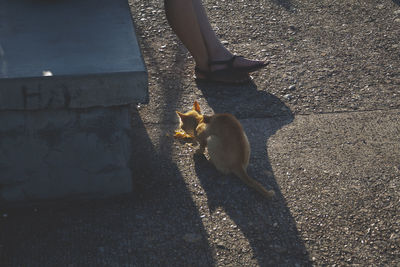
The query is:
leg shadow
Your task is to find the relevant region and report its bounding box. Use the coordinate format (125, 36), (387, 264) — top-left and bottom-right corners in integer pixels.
(128, 107), (216, 265)
(194, 81), (311, 266)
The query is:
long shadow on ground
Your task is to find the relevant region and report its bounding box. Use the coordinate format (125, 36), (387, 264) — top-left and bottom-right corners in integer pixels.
(128, 109), (215, 265)
(126, 23), (217, 265)
(195, 81), (311, 266)
(0, 109), (214, 266)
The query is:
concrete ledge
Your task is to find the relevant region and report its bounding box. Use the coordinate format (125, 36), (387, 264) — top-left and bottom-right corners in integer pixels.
(0, 72), (148, 110)
(0, 0), (148, 109)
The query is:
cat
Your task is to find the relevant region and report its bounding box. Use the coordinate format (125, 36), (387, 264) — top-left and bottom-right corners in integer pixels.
(176, 101), (275, 199)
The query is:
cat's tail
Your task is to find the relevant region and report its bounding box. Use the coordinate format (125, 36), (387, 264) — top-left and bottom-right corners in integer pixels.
(234, 167), (275, 200)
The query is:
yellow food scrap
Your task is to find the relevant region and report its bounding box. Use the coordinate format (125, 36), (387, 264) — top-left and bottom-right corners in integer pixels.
(173, 129), (193, 139)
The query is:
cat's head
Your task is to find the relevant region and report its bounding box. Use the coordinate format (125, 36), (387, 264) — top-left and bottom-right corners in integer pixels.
(176, 101), (202, 137)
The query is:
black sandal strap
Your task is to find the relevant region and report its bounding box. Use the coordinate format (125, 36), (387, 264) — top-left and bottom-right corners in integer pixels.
(208, 55), (267, 73)
(208, 55), (244, 68)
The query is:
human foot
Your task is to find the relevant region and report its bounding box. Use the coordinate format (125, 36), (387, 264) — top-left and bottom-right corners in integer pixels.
(195, 65), (251, 84)
(209, 55), (268, 73)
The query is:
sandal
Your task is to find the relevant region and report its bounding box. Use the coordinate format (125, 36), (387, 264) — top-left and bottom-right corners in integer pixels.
(210, 55), (269, 73)
(195, 65), (251, 84)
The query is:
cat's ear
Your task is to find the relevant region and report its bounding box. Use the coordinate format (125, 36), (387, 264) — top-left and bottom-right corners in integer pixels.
(193, 101), (201, 113)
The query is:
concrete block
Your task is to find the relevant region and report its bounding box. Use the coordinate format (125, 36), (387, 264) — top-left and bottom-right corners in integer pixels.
(0, 106), (133, 203)
(0, 0), (148, 203)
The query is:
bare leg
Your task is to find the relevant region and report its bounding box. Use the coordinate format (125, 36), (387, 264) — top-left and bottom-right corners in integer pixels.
(164, 0), (209, 71)
(191, 0), (231, 60)
(191, 0), (266, 71)
(164, 0), (258, 83)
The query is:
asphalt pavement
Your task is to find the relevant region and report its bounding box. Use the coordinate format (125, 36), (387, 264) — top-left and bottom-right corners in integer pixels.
(0, 0), (399, 266)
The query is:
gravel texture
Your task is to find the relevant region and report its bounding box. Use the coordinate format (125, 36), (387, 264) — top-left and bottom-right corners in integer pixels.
(131, 0), (400, 119)
(1, 0), (399, 266)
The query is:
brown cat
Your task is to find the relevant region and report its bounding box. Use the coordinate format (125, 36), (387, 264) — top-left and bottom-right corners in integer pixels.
(176, 101), (275, 199)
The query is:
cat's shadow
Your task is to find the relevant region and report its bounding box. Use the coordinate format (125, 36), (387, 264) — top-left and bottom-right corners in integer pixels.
(193, 80), (311, 265)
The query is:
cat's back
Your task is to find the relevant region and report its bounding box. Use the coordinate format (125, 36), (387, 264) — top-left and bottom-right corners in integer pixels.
(208, 113), (247, 144)
(206, 113), (250, 168)
(209, 113), (242, 131)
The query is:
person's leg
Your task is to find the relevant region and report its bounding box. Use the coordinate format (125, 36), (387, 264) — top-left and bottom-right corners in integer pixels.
(191, 0), (231, 61)
(191, 0), (266, 71)
(164, 0), (249, 83)
(164, 0), (209, 71)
